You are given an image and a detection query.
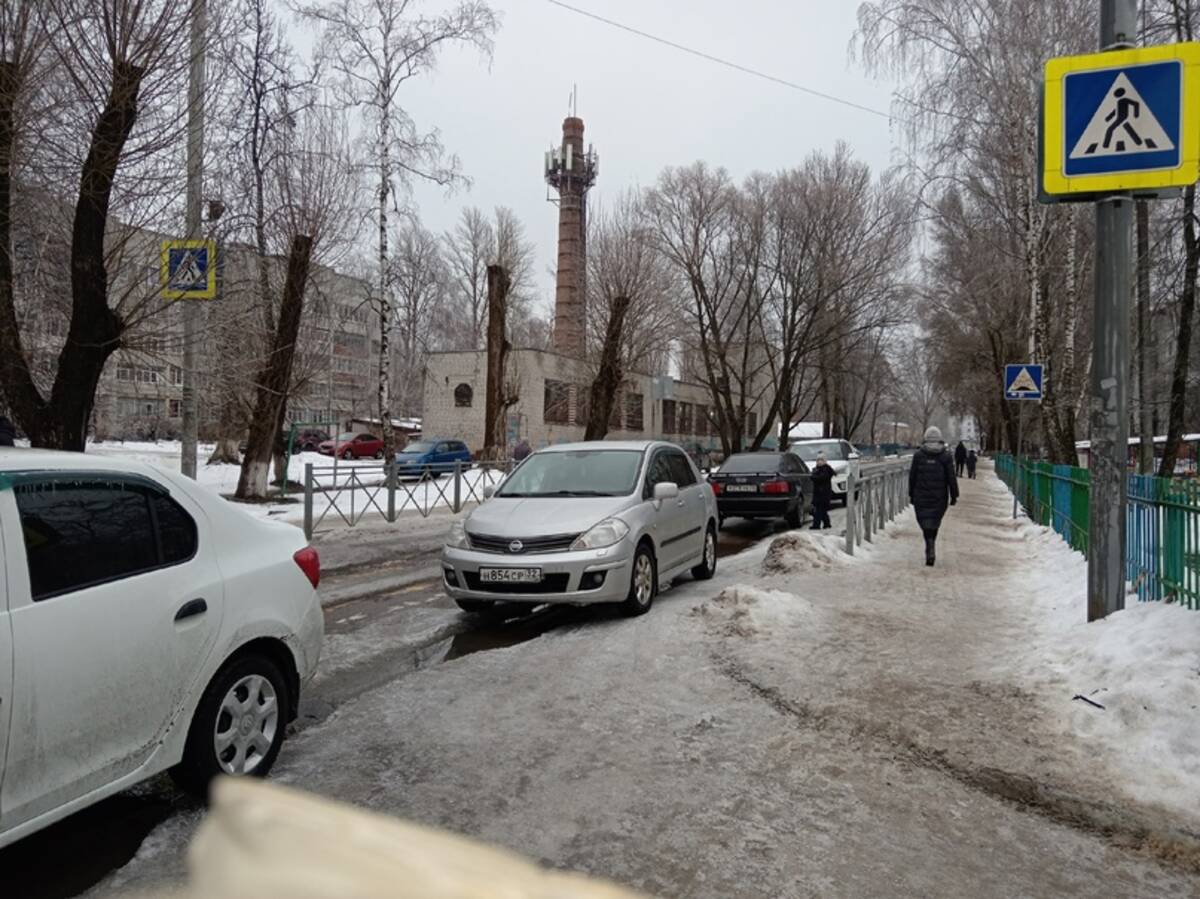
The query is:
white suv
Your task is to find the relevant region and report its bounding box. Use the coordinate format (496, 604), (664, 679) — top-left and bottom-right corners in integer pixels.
(787, 438), (862, 505)
(0, 449), (324, 850)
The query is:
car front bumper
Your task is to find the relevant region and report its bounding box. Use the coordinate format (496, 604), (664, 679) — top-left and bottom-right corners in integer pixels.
(441, 542), (634, 605)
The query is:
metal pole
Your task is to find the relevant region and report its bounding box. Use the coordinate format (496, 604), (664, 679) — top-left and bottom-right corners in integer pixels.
(1013, 402), (1024, 520)
(303, 463), (313, 540)
(180, 0), (206, 479)
(1089, 0), (1136, 621)
(386, 460), (396, 522)
(453, 460), (462, 513)
(844, 470), (856, 556)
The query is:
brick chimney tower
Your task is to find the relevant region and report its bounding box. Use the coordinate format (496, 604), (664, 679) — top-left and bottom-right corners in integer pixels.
(545, 115), (597, 356)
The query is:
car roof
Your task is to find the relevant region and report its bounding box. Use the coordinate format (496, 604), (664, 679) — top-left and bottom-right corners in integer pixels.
(790, 438), (842, 444)
(0, 447), (171, 476)
(537, 440), (667, 454)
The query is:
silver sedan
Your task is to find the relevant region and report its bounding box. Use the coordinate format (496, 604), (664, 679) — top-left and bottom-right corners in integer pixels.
(441, 441), (718, 616)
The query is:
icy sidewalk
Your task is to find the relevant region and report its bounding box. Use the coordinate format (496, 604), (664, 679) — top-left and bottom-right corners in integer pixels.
(709, 465), (1200, 847)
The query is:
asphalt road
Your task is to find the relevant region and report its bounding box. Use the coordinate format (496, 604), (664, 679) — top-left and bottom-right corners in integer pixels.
(2, 508), (838, 899)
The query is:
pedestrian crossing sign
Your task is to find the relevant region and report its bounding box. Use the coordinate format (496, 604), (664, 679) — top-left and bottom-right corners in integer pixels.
(161, 239), (217, 300)
(1004, 364), (1044, 401)
(1043, 42), (1200, 196)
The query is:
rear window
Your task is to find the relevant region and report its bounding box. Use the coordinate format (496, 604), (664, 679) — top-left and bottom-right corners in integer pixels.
(719, 453), (784, 473)
(791, 441), (847, 462)
(14, 478), (197, 601)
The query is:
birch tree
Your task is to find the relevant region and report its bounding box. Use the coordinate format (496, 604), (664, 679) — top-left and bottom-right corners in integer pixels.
(297, 0), (498, 457)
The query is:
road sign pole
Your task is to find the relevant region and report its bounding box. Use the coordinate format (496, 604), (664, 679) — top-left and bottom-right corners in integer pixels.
(180, 0), (206, 480)
(1013, 401), (1024, 520)
(1088, 0), (1136, 621)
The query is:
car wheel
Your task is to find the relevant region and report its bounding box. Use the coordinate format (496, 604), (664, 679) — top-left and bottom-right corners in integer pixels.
(691, 524), (717, 580)
(621, 543), (657, 617)
(374, 449), (384, 460)
(342, 448), (353, 460)
(171, 653), (290, 797)
(290, 444), (301, 455)
(785, 502), (803, 529)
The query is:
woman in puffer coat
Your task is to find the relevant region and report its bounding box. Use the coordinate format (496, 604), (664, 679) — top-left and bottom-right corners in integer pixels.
(909, 426), (958, 566)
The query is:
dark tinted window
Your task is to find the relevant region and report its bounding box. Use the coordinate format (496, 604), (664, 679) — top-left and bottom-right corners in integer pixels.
(721, 453), (784, 473)
(153, 493), (198, 564)
(453, 442), (469, 453)
(16, 480), (159, 601)
(645, 452), (675, 495)
(666, 452), (697, 487)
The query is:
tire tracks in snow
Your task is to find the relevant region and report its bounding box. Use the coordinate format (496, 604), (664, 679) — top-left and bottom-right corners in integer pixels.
(716, 656), (1200, 874)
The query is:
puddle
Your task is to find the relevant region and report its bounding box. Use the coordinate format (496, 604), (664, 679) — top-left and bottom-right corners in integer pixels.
(445, 605), (585, 660)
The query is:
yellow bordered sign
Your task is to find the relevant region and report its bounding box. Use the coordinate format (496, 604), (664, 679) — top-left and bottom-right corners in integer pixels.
(1043, 42), (1200, 196)
(161, 239), (217, 300)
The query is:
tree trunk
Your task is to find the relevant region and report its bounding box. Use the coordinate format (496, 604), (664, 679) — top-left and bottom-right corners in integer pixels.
(1136, 200), (1155, 474)
(482, 264), (511, 459)
(585, 295), (630, 441)
(1159, 184), (1197, 478)
(236, 234), (313, 499)
(377, 126), (395, 461)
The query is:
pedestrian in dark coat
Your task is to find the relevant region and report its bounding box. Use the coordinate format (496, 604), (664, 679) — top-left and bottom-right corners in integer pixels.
(0, 415), (15, 447)
(809, 453), (835, 530)
(966, 449), (978, 480)
(954, 440), (967, 477)
(910, 426), (959, 567)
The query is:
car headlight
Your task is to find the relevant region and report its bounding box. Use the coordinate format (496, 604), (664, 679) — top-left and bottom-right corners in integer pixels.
(445, 521), (469, 549)
(570, 517), (630, 551)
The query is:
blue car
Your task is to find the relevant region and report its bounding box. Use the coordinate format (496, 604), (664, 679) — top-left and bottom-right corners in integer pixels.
(394, 439), (473, 478)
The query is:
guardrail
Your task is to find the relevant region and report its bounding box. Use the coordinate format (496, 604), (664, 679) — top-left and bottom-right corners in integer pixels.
(996, 455), (1199, 609)
(302, 460), (514, 539)
(844, 460), (912, 556)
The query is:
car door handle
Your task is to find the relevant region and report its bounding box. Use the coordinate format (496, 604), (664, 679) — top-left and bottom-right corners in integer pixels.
(175, 598), (208, 622)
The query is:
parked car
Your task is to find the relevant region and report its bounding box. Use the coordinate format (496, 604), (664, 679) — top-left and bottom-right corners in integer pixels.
(787, 438), (861, 505)
(317, 432), (385, 460)
(394, 439), (473, 478)
(708, 451), (810, 528)
(0, 448), (324, 850)
(238, 427), (330, 456)
(441, 441), (718, 617)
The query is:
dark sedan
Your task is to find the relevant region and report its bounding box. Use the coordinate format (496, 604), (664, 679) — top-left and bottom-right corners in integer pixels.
(709, 452), (810, 529)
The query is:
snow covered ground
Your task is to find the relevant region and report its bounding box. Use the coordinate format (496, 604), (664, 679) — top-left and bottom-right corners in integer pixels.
(87, 464), (1200, 898)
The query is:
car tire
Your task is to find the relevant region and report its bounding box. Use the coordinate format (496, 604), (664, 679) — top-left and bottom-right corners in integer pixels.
(342, 448), (353, 460)
(691, 524), (717, 580)
(171, 653), (290, 798)
(785, 502), (803, 529)
(621, 543), (657, 617)
(374, 449), (384, 460)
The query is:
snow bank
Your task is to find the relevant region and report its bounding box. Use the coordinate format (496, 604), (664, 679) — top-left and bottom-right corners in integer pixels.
(698, 585), (813, 637)
(1003, 505), (1200, 820)
(761, 531), (847, 573)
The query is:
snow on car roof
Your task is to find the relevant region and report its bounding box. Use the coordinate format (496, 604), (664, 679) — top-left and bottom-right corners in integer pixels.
(0, 447), (164, 475)
(537, 440), (664, 453)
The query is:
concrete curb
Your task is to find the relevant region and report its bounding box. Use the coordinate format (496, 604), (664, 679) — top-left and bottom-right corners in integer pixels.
(319, 565), (442, 608)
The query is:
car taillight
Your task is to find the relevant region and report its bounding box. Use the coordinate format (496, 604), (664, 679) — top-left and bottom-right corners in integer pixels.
(710, 481), (722, 495)
(762, 480), (790, 495)
(293, 547), (320, 589)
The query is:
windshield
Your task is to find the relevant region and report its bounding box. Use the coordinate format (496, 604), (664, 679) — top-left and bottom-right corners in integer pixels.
(400, 441), (435, 454)
(496, 450), (643, 497)
(791, 441), (847, 462)
(720, 453), (783, 473)
(335, 432), (358, 441)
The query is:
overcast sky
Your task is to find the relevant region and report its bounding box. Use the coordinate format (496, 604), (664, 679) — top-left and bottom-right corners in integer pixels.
(298, 1), (902, 312)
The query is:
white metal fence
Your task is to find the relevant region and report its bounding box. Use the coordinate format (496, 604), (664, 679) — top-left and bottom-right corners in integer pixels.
(844, 460), (911, 556)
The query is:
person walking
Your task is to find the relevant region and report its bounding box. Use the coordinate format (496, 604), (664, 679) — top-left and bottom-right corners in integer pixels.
(809, 452), (835, 530)
(966, 448), (978, 480)
(954, 440), (967, 478)
(910, 426), (958, 567)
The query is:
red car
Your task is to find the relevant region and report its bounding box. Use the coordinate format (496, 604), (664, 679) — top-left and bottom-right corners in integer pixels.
(317, 432), (385, 460)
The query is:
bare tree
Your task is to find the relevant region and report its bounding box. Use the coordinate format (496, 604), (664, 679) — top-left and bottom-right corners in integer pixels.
(895, 336), (943, 435)
(297, 0), (498, 459)
(390, 214), (446, 416)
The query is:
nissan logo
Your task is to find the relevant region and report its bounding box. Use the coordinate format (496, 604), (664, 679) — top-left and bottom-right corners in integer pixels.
(508, 540), (524, 553)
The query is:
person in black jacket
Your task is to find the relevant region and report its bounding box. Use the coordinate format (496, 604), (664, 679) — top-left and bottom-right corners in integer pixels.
(809, 453), (835, 530)
(966, 448), (978, 480)
(910, 426), (959, 566)
(954, 440), (967, 477)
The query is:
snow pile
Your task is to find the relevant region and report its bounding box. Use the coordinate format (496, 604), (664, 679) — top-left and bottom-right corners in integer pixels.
(761, 531), (846, 573)
(1007, 515), (1200, 820)
(699, 585), (813, 637)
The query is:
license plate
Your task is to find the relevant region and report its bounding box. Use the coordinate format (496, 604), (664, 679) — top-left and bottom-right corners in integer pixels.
(479, 567), (543, 583)
(725, 484), (758, 493)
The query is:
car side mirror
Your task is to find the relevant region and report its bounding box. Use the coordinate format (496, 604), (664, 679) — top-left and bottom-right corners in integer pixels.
(849, 452), (861, 461)
(653, 482), (679, 502)
(482, 485), (495, 500)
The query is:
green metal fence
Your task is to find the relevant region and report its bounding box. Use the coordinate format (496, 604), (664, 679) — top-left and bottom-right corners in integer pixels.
(995, 455), (1199, 610)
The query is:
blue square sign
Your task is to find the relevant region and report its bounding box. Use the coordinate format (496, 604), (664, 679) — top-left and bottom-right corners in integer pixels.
(1005, 364), (1044, 401)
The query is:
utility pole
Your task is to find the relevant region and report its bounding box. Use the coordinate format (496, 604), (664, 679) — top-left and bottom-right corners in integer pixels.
(180, 0), (207, 479)
(1088, 0), (1136, 621)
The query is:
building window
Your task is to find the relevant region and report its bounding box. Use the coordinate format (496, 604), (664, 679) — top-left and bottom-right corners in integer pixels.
(678, 402), (693, 435)
(454, 383), (473, 407)
(170, 365), (183, 386)
(169, 399), (181, 418)
(544, 379), (569, 424)
(116, 366), (133, 382)
(624, 393), (644, 432)
(662, 399), (676, 434)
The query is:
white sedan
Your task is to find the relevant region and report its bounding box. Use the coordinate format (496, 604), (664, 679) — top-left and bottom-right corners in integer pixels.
(0, 448), (324, 850)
